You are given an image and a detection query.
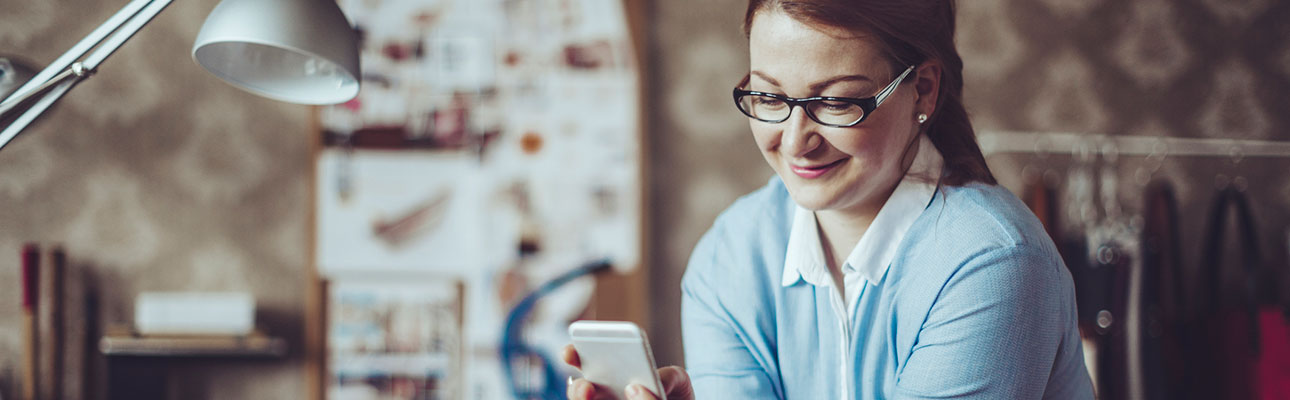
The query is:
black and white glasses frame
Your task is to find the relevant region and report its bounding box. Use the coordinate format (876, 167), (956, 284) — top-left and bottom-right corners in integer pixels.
(733, 65), (916, 128)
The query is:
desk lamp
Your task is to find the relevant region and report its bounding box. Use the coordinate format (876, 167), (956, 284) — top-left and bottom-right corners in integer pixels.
(0, 0), (362, 152)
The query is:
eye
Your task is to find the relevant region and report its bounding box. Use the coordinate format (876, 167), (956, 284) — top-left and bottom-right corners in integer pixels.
(813, 100), (860, 115)
(752, 96), (787, 109)
(808, 100), (865, 125)
(754, 96), (783, 106)
(818, 100), (851, 111)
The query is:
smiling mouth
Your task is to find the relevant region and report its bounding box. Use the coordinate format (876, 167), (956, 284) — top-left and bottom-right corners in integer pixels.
(789, 158), (847, 179)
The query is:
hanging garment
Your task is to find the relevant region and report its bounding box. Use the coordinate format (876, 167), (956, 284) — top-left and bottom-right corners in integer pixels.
(1093, 240), (1134, 400)
(1258, 308), (1290, 400)
(1190, 187), (1262, 400)
(1024, 179), (1062, 246)
(1138, 181), (1187, 400)
(1053, 205), (1123, 398)
(1072, 235), (1115, 341)
(1254, 221), (1290, 398)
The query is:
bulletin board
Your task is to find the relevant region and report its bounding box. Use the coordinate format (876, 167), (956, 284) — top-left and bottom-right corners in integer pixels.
(303, 0), (649, 399)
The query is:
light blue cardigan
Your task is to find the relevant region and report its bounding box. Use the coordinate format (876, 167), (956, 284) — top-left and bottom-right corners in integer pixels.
(681, 177), (1094, 399)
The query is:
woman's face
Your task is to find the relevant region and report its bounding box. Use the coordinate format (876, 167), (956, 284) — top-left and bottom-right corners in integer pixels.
(746, 11), (923, 216)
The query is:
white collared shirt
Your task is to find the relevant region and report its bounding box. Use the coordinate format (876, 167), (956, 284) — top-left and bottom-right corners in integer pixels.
(779, 134), (944, 400)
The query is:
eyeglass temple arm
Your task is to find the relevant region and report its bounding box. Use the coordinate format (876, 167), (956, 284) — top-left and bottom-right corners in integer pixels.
(874, 65), (915, 106)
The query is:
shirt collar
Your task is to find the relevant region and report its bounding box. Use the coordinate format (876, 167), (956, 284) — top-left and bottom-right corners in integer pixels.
(782, 135), (944, 287)
(782, 206), (831, 287)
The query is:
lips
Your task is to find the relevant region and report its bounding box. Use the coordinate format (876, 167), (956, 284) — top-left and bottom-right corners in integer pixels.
(789, 158), (847, 179)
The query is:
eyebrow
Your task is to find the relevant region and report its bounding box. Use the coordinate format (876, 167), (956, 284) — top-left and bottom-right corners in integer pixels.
(749, 71), (876, 93)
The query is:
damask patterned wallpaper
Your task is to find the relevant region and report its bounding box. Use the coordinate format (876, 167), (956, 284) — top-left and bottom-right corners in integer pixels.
(647, 0), (1290, 367)
(958, 0), (1290, 140)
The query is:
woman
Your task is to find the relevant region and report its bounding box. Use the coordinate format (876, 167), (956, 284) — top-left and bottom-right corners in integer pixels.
(566, 0), (1093, 398)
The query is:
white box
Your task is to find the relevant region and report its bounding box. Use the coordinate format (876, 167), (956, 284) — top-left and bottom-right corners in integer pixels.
(135, 292), (255, 336)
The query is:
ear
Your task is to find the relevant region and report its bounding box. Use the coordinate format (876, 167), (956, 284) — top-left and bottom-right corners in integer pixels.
(913, 62), (942, 119)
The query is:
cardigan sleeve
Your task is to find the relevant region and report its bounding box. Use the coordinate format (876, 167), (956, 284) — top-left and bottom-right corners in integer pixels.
(892, 244), (1085, 399)
(681, 232), (782, 399)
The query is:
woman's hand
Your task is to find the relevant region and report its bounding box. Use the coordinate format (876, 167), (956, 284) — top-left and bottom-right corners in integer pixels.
(561, 344), (695, 400)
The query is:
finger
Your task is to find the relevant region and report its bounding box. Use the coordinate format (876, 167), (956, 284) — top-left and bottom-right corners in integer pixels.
(561, 344), (582, 369)
(658, 366), (695, 399)
(566, 378), (595, 400)
(625, 384), (660, 400)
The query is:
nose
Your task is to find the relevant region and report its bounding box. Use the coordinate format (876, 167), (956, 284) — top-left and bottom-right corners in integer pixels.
(779, 105), (822, 158)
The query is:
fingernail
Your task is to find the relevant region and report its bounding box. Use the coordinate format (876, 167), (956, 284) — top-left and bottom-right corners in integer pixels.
(625, 384), (641, 398)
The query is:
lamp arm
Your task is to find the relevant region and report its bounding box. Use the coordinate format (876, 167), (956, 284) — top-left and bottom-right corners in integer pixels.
(0, 0), (174, 152)
(0, 64), (92, 116)
(2, 0), (156, 106)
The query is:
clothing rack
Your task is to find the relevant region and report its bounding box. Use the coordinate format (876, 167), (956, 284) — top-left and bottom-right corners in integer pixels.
(979, 130), (1290, 400)
(978, 130), (1290, 159)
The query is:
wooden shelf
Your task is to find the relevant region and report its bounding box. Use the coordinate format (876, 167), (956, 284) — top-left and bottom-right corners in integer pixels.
(99, 334), (287, 358)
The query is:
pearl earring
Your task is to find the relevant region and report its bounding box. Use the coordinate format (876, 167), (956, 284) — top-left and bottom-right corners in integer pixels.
(917, 114), (928, 124)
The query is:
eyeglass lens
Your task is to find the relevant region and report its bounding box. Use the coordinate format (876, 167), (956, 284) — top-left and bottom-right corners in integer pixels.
(736, 95), (866, 126)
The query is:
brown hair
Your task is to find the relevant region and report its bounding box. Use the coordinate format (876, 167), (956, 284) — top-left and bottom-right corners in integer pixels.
(744, 0), (996, 186)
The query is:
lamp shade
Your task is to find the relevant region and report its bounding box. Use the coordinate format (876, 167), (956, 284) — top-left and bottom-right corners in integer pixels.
(192, 0), (361, 105)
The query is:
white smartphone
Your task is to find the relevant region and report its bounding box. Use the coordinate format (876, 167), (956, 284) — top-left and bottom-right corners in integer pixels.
(568, 320), (666, 399)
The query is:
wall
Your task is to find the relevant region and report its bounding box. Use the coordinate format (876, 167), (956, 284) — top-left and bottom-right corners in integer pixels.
(646, 0), (1290, 368)
(1, 1), (312, 398)
(644, 0), (767, 367)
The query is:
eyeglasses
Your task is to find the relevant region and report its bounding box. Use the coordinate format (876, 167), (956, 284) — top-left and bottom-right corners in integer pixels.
(733, 65), (915, 128)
